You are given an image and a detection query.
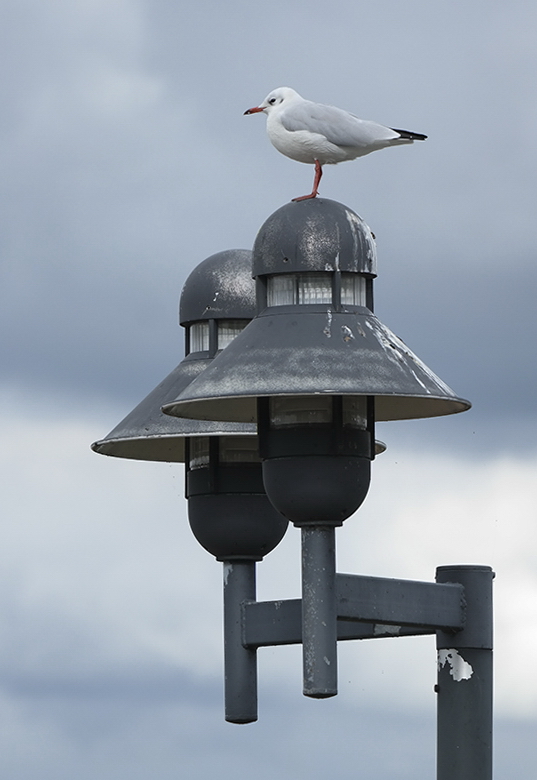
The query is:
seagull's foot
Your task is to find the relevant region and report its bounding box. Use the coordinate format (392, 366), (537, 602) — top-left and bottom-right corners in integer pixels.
(291, 192), (318, 202)
(292, 160), (322, 202)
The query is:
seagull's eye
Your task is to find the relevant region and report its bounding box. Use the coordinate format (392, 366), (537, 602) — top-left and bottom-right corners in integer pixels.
(268, 98), (277, 105)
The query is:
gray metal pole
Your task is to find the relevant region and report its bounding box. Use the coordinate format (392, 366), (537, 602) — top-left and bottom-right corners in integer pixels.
(436, 565), (494, 780)
(223, 561), (257, 723)
(301, 526), (338, 698)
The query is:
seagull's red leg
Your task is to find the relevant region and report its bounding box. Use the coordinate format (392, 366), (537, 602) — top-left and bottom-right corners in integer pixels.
(292, 160), (323, 202)
(311, 159), (323, 196)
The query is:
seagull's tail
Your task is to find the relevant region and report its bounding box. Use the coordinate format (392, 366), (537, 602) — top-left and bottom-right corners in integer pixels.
(391, 128), (427, 141)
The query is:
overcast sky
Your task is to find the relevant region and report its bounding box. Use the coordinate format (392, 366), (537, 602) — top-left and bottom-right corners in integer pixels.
(1, 0), (536, 777)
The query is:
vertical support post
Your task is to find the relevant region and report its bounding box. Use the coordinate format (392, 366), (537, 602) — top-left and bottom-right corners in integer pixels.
(223, 560), (257, 723)
(436, 565), (494, 780)
(301, 526), (338, 698)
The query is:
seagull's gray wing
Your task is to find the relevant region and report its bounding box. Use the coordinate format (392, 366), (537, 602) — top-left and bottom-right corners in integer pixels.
(280, 101), (399, 147)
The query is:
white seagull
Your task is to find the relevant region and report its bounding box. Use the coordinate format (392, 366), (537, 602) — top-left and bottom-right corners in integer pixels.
(244, 87), (427, 201)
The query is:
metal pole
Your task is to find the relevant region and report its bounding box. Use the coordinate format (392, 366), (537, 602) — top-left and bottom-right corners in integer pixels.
(301, 525), (338, 698)
(223, 560), (257, 723)
(436, 565), (494, 780)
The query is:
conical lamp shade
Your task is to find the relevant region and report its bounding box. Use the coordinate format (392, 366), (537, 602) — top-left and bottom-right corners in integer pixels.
(92, 249), (257, 461)
(163, 307), (470, 423)
(91, 355), (255, 461)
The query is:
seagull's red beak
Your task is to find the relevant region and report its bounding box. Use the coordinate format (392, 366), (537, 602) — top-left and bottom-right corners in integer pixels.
(244, 106), (264, 115)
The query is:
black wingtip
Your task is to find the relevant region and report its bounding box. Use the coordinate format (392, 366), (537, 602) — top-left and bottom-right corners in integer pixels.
(391, 127), (427, 141)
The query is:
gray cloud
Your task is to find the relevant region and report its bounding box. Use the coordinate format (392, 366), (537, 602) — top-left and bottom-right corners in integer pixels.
(1, 1), (536, 775)
(2, 0), (536, 440)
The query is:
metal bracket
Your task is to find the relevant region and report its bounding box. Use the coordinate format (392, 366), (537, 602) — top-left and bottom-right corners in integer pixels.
(243, 573), (465, 648)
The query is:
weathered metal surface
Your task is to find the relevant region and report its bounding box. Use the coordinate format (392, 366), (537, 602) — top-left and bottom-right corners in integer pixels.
(163, 308), (471, 423)
(223, 561), (258, 724)
(164, 199), (470, 425)
(252, 198), (377, 277)
(301, 527), (338, 698)
(91, 355), (255, 461)
(242, 599), (433, 648)
(180, 249), (256, 324)
(436, 566), (494, 780)
(436, 565), (493, 650)
(242, 573), (464, 648)
(92, 250), (257, 462)
(337, 573), (465, 630)
(437, 649), (493, 780)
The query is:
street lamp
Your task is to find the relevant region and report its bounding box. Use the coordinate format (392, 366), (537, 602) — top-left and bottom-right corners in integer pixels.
(161, 200), (493, 779)
(163, 197), (471, 698)
(94, 240), (389, 719)
(93, 200), (493, 778)
(92, 248), (288, 558)
(92, 249), (289, 722)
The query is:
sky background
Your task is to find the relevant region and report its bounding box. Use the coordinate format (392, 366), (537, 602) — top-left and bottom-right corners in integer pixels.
(1, 0), (536, 777)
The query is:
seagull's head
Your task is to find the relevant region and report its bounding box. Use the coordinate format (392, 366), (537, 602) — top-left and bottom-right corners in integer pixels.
(244, 87), (301, 116)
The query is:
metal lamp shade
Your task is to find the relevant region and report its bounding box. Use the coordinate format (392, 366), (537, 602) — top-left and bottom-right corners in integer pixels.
(92, 249), (257, 462)
(91, 354), (255, 462)
(162, 307), (470, 423)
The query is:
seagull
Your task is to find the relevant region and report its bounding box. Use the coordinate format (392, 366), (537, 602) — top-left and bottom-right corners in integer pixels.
(244, 87), (427, 201)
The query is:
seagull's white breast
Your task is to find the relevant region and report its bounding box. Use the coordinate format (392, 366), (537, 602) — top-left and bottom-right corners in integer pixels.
(266, 112), (350, 166)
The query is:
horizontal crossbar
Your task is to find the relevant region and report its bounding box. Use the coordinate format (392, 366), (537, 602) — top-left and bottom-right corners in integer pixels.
(243, 573), (465, 649)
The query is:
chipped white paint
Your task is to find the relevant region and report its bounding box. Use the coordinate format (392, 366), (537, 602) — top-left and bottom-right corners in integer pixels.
(364, 319), (407, 367)
(223, 561), (232, 585)
(345, 210), (362, 232)
(345, 211), (364, 269)
(325, 252), (341, 272)
(323, 656), (331, 665)
(364, 318), (456, 395)
(201, 290), (222, 316)
(323, 309), (333, 338)
(341, 324), (354, 342)
(438, 649), (474, 681)
(410, 368), (429, 392)
(343, 210), (377, 271)
(374, 624), (401, 636)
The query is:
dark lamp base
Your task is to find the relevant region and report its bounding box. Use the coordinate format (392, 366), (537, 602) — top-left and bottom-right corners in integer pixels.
(262, 455), (371, 526)
(188, 493), (288, 560)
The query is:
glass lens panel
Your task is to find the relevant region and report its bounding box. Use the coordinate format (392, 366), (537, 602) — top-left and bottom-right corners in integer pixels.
(342, 397), (367, 429)
(341, 274), (366, 306)
(189, 437), (210, 469)
(189, 322), (210, 352)
(267, 275), (296, 306)
(218, 320), (247, 350)
(270, 396), (333, 427)
(219, 436), (260, 463)
(298, 273), (332, 304)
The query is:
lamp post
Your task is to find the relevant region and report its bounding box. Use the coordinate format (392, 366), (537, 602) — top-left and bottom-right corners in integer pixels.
(162, 198), (493, 778)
